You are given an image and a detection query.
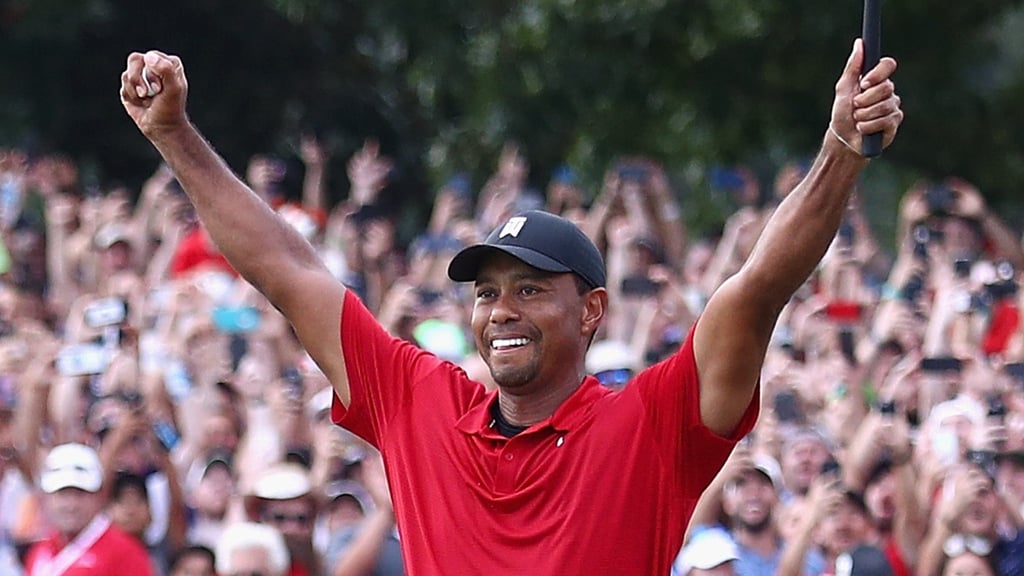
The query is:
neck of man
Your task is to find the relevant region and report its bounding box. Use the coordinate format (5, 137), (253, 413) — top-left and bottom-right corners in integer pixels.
(497, 372), (585, 427)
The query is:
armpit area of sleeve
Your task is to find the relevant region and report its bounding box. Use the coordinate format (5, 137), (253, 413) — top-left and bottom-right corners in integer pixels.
(329, 290), (377, 445)
(680, 380), (760, 494)
(691, 381), (760, 444)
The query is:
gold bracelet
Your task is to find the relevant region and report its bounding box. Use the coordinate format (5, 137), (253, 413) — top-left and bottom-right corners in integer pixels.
(829, 124), (861, 156)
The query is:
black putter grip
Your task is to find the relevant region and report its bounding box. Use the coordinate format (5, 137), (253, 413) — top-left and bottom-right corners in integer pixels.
(861, 0), (883, 157)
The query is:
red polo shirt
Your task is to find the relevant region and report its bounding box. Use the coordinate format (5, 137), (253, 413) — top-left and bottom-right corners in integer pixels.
(24, 517), (153, 576)
(332, 291), (757, 575)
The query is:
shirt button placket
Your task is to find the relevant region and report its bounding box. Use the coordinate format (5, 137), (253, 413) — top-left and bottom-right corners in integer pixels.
(495, 448), (516, 493)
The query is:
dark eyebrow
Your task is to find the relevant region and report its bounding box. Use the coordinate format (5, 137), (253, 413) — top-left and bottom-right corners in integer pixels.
(475, 269), (559, 286)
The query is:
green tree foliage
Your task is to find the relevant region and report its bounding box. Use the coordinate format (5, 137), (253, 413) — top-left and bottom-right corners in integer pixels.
(2, 0), (1023, 235)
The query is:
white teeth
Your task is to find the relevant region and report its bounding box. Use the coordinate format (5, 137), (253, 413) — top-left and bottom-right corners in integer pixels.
(492, 338), (530, 350)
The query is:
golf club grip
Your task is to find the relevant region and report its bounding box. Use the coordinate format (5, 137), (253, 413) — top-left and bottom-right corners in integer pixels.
(861, 0), (883, 157)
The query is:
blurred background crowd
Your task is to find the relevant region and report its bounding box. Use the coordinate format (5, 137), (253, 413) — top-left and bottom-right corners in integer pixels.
(1, 136), (1024, 576)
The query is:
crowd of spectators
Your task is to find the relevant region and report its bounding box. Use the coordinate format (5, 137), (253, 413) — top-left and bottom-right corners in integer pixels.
(0, 138), (1023, 576)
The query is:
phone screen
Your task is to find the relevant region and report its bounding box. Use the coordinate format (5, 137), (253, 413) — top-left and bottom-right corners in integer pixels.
(824, 301), (863, 323)
(56, 344), (109, 377)
(83, 297), (127, 328)
(152, 420), (180, 452)
(211, 306), (261, 334)
(621, 276), (661, 297)
(920, 356), (962, 373)
(933, 428), (960, 466)
(773, 390), (804, 424)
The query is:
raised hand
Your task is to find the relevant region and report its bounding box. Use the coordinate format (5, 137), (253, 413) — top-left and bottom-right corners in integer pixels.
(119, 51), (189, 139)
(830, 39), (903, 155)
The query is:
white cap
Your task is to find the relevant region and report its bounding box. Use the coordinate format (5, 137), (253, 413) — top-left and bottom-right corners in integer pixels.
(751, 453), (783, 489)
(39, 443), (103, 494)
(250, 463), (312, 500)
(674, 527), (739, 574)
(586, 339), (639, 374)
(307, 386), (334, 419)
(94, 223), (130, 250)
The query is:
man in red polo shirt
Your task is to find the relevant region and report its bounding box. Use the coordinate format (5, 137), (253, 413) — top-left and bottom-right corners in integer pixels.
(120, 40), (903, 574)
(24, 443), (153, 576)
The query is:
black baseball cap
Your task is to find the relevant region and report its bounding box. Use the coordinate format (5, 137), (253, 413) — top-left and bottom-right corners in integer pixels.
(835, 544), (894, 576)
(447, 210), (606, 288)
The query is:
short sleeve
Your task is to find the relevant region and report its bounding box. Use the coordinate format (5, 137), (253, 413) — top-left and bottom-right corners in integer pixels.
(330, 290), (450, 448)
(630, 323), (759, 496)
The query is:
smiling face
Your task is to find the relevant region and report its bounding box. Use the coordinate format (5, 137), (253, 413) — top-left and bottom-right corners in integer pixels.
(471, 253), (605, 395)
(723, 470), (777, 532)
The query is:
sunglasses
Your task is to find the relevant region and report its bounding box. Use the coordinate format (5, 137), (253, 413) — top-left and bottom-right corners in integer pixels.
(595, 368), (632, 387)
(943, 534), (993, 557)
(262, 511), (311, 526)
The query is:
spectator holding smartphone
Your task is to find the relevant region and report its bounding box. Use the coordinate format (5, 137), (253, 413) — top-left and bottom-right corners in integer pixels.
(917, 459), (1024, 576)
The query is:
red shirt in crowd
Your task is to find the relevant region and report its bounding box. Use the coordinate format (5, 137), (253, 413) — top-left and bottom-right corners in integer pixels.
(332, 291), (758, 575)
(170, 225), (236, 279)
(24, 516), (153, 576)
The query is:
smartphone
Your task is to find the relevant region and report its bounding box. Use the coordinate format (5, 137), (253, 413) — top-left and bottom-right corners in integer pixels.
(152, 420), (180, 452)
(933, 428), (960, 466)
(877, 400), (897, 415)
(920, 356), (962, 373)
(773, 390), (804, 424)
(83, 297), (127, 328)
(621, 276), (662, 297)
(953, 258), (972, 279)
(282, 366), (303, 401)
(824, 301), (863, 323)
(838, 327), (856, 364)
(56, 344), (109, 377)
(965, 449), (997, 478)
(820, 459), (842, 477)
(985, 280), (1018, 300)
(618, 166), (649, 183)
(709, 167), (745, 191)
(415, 289), (444, 307)
(837, 221), (856, 248)
(987, 395), (1007, 420)
(1003, 362), (1024, 384)
(211, 306), (261, 334)
(899, 275), (925, 302)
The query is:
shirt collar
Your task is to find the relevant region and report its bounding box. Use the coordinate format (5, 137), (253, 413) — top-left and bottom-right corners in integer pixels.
(455, 376), (610, 435)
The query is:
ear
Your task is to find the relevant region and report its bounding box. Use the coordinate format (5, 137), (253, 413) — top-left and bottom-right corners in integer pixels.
(580, 287), (608, 339)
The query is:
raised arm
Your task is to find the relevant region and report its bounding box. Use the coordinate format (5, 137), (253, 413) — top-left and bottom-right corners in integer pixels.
(694, 39), (903, 436)
(119, 51), (352, 405)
